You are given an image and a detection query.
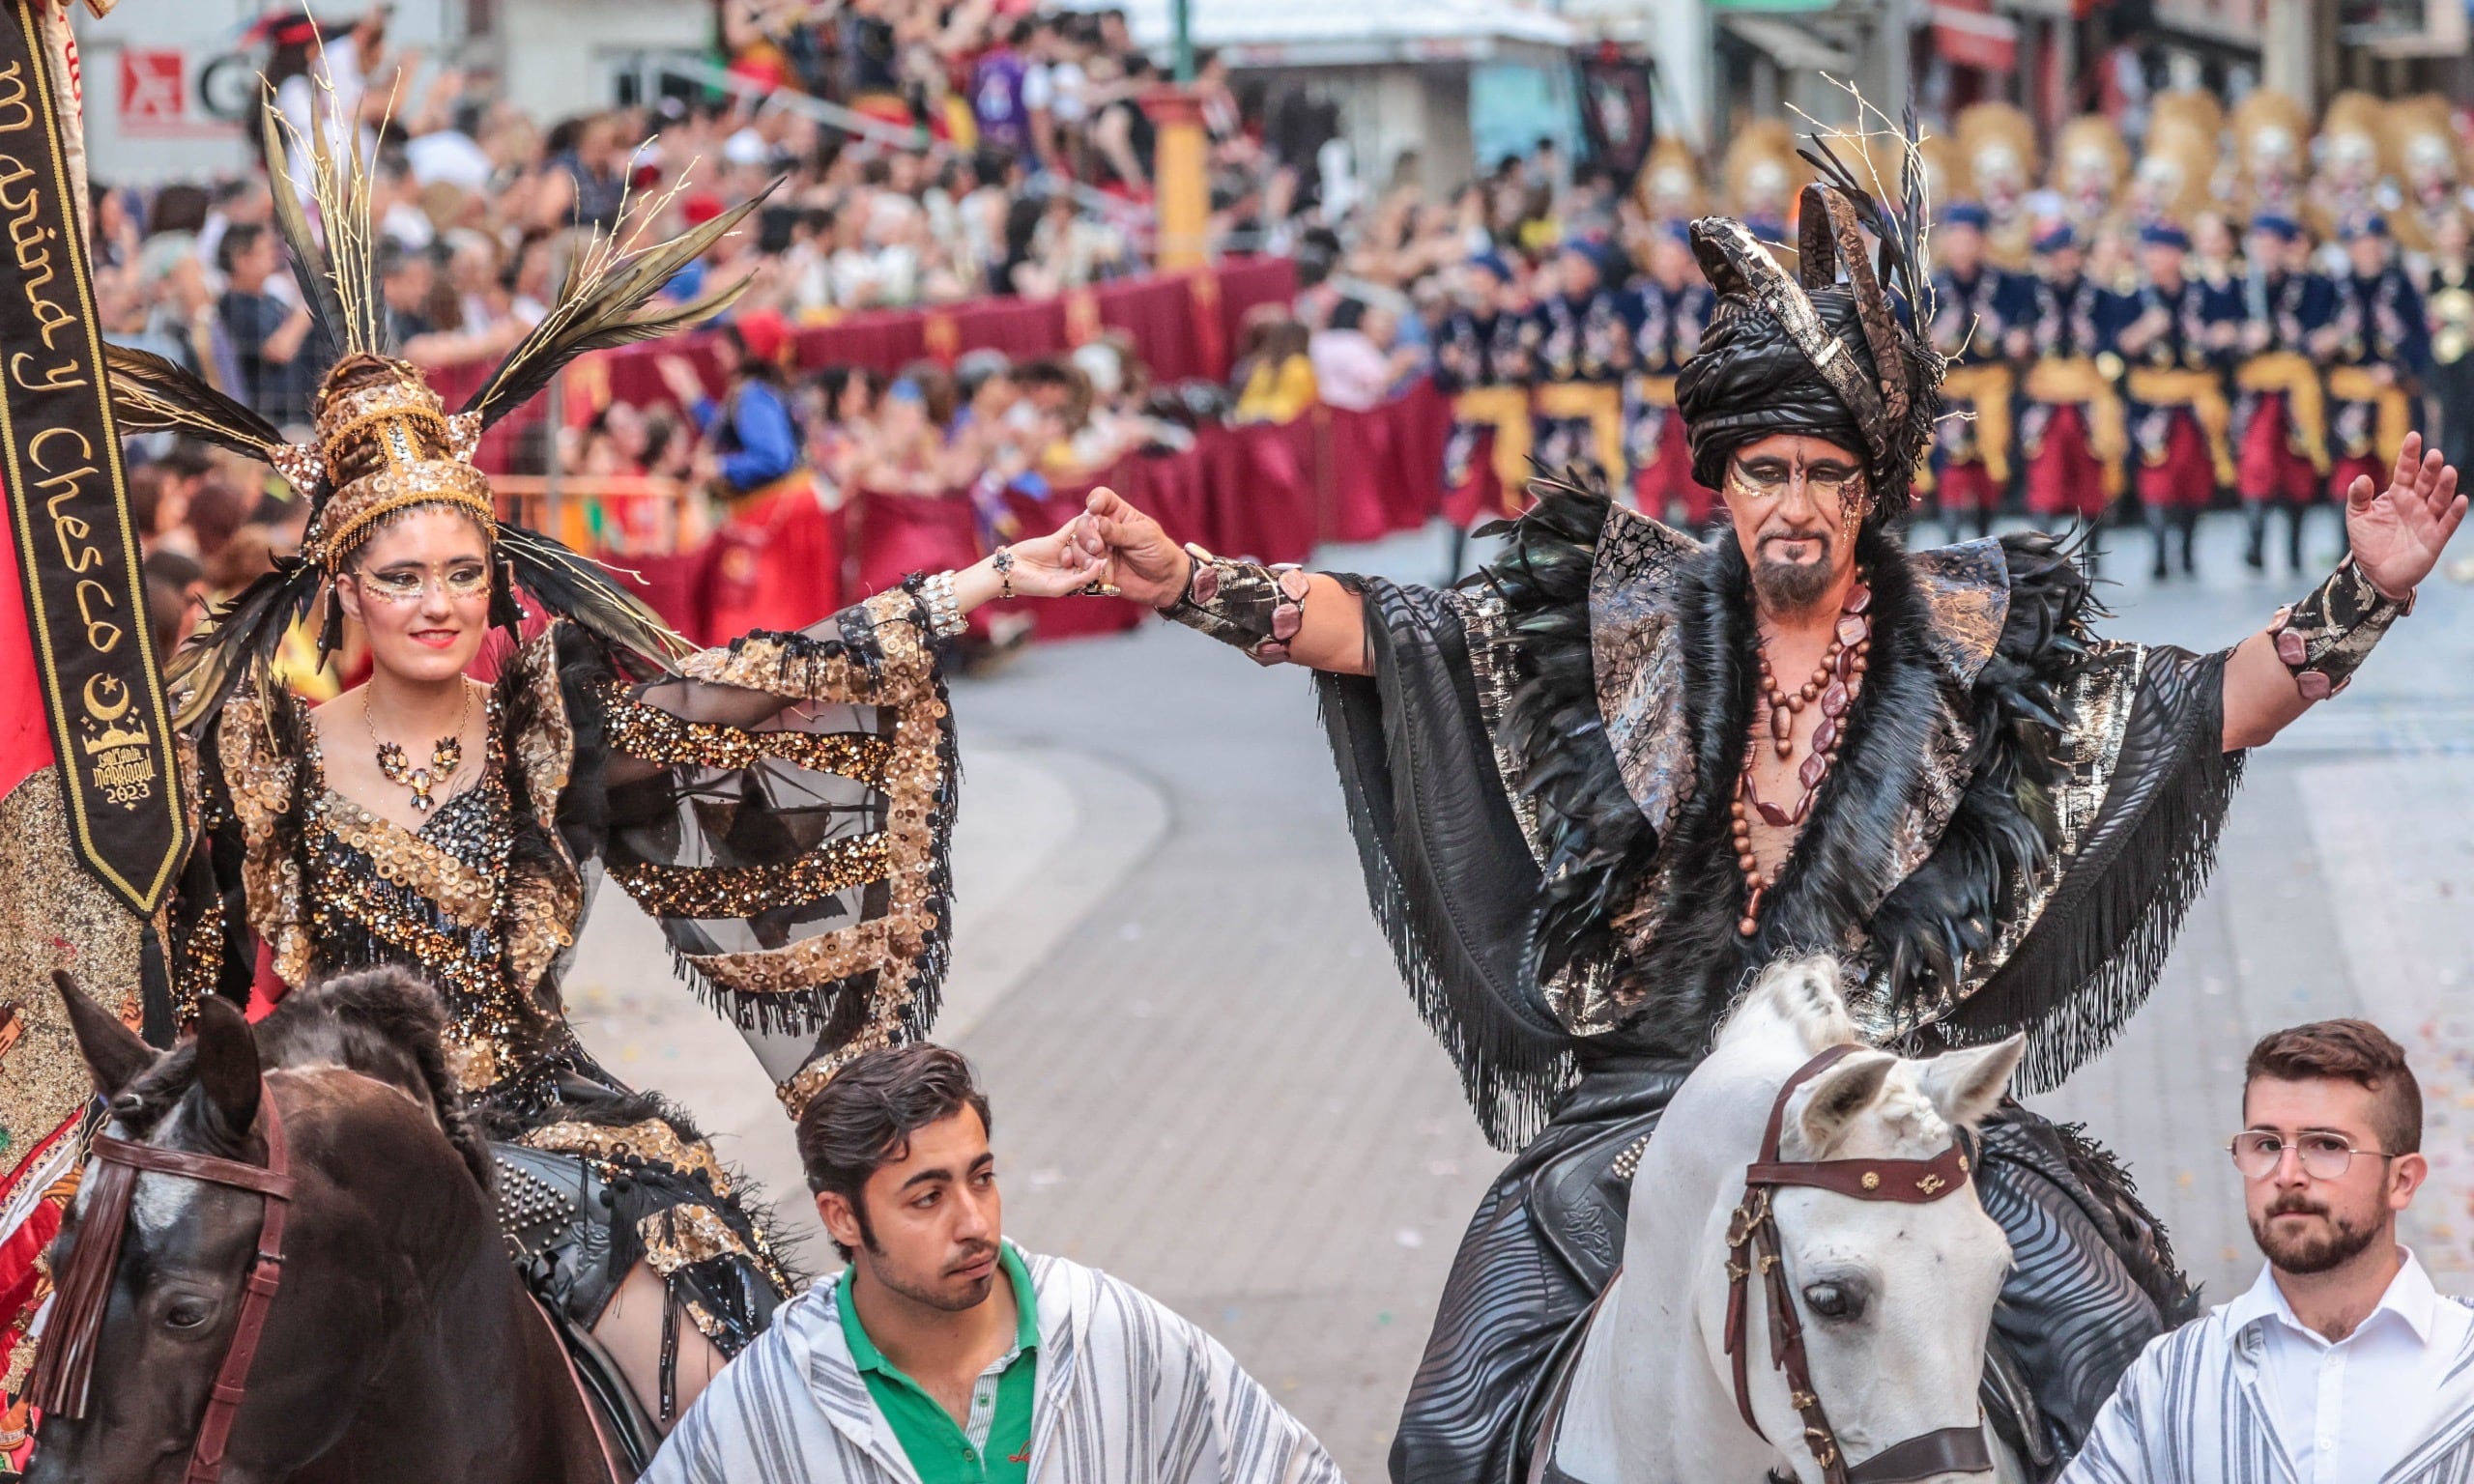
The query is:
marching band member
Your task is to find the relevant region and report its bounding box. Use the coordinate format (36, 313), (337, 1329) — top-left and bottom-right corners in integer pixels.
(2307, 94), (2396, 245)
(1623, 223), (1717, 527)
(2053, 115), (2130, 238)
(2327, 215), (2432, 515)
(2107, 221), (2240, 580)
(2391, 95), (2472, 268)
(1956, 100), (2040, 270)
(2425, 208), (2474, 457)
(1925, 202), (2026, 539)
(2233, 214), (2339, 573)
(2230, 89), (2313, 228)
(1528, 240), (1630, 483)
(1436, 252), (1536, 533)
(2015, 223), (2127, 561)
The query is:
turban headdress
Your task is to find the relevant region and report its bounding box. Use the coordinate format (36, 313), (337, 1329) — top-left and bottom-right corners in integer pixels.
(1673, 147), (1946, 524)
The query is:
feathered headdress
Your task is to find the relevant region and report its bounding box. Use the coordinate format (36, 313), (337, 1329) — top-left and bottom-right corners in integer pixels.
(1674, 89), (1946, 522)
(116, 93), (769, 728)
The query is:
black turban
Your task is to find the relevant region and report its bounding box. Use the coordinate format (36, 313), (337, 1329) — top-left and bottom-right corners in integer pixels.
(1671, 200), (1943, 522)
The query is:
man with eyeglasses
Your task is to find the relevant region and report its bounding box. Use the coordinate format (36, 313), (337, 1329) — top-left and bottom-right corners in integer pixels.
(2066, 1020), (2474, 1481)
(1070, 122), (2469, 1482)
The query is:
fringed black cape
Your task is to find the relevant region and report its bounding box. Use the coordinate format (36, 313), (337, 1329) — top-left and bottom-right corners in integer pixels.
(1320, 476), (2242, 1151)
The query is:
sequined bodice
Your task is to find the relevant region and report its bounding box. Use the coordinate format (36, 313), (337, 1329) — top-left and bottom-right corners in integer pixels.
(302, 704), (559, 1101)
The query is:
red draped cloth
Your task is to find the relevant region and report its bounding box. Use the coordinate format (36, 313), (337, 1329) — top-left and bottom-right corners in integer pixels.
(702, 479), (845, 645)
(853, 488), (989, 634)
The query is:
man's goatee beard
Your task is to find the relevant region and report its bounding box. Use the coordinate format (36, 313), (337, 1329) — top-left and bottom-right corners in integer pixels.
(1748, 541), (1836, 614)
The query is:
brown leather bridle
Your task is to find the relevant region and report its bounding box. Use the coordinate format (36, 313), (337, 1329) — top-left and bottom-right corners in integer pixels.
(1722, 1044), (1994, 1484)
(29, 1091), (294, 1484)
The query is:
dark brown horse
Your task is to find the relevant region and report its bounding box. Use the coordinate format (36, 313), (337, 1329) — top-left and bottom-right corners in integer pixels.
(30, 969), (623, 1484)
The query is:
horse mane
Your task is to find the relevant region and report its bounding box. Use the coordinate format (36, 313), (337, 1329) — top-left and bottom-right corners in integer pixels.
(114, 969), (493, 1191)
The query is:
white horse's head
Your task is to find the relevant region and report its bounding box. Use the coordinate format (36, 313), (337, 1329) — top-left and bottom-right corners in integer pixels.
(1704, 956), (2024, 1484)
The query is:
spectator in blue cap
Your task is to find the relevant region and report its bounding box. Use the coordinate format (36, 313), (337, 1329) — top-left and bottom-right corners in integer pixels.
(2017, 217), (2122, 557)
(2328, 210), (2431, 516)
(2107, 217), (2240, 579)
(1622, 212), (1719, 528)
(1926, 201), (2028, 539)
(2235, 212), (2342, 573)
(1527, 237), (1628, 482)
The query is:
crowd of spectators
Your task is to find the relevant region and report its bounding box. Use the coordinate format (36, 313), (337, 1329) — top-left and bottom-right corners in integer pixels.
(91, 4), (1345, 430)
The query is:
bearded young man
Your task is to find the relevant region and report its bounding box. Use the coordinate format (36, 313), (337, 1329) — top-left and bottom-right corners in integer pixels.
(1077, 157), (2468, 1484)
(2064, 1021), (2474, 1482)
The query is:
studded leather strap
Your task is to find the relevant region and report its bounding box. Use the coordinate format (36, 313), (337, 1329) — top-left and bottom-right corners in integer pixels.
(1721, 1045), (1991, 1484)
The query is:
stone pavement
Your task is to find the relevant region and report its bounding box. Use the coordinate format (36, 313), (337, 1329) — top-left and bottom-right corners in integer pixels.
(571, 507), (2474, 1482)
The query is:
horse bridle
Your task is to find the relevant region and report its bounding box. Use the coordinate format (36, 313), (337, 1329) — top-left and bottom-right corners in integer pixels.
(28, 1089), (294, 1484)
(1722, 1044), (1994, 1484)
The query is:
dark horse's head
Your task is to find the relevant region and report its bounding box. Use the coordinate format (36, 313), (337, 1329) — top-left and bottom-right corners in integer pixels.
(28, 968), (491, 1484)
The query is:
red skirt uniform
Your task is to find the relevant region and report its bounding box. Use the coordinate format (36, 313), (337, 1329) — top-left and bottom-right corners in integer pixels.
(2023, 405), (2113, 521)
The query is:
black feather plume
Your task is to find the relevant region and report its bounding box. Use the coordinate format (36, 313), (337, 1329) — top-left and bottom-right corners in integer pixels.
(103, 344), (288, 461)
(259, 101), (356, 361)
(170, 559), (325, 730)
(495, 524), (691, 671)
(460, 186), (779, 433)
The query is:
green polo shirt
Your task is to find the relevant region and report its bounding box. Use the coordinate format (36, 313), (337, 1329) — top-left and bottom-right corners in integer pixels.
(838, 1244), (1039, 1484)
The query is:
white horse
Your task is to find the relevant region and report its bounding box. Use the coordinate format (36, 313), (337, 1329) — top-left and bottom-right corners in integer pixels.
(1546, 956), (2028, 1484)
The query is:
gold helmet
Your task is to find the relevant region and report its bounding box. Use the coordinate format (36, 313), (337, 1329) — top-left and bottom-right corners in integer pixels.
(2052, 114), (2130, 227)
(2132, 107), (2220, 228)
(112, 104), (758, 726)
(2311, 90), (2399, 239)
(2390, 95), (2471, 252)
(1955, 101), (2038, 219)
(1637, 134), (1707, 225)
(2231, 87), (2312, 219)
(1723, 118), (1808, 232)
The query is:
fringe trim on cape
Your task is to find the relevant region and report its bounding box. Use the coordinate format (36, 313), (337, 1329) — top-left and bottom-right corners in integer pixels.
(1925, 647), (2244, 1094)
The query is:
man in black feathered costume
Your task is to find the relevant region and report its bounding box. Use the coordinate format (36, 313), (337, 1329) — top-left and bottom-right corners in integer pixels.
(1079, 150), (2466, 1479)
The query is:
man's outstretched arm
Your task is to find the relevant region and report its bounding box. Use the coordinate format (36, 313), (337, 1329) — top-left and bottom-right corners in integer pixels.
(1079, 487), (1376, 675)
(2220, 433), (2464, 752)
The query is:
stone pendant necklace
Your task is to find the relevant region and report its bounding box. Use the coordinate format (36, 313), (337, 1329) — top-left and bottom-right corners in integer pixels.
(367, 681), (472, 814)
(1730, 574), (1872, 936)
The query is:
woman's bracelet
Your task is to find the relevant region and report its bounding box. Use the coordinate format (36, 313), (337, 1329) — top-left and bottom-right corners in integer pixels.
(916, 570), (967, 641)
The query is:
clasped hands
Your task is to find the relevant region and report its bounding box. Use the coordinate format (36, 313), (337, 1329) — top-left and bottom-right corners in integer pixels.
(997, 488), (1190, 606)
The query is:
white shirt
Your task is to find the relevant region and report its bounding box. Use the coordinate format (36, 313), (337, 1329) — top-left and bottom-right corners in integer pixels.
(2225, 1247), (2473, 1483)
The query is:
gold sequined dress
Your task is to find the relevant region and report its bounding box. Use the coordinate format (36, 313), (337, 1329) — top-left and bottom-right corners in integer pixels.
(170, 585), (958, 1423)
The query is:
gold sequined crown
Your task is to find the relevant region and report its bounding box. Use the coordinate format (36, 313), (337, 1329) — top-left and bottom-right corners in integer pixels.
(286, 360), (493, 567)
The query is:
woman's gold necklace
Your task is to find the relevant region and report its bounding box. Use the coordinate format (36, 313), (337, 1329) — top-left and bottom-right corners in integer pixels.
(366, 681), (472, 814)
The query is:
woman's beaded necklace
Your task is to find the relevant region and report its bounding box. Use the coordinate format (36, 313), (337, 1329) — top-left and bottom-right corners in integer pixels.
(1730, 573), (1872, 936)
(365, 680), (473, 814)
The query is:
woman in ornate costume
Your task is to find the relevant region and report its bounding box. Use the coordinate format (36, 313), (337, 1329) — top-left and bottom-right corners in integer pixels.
(109, 111), (1100, 1459)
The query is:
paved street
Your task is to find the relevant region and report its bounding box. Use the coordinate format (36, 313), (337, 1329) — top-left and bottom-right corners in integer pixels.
(570, 506), (2474, 1482)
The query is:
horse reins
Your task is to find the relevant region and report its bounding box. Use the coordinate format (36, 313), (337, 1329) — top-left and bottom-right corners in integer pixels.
(29, 1090), (294, 1484)
(1721, 1044), (1993, 1484)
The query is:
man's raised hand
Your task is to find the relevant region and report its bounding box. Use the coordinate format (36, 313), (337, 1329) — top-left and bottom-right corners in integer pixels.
(2346, 432), (2468, 602)
(1079, 488), (1192, 608)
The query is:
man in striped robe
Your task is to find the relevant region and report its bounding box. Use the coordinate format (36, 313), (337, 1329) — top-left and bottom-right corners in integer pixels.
(2066, 1021), (2474, 1482)
(644, 1046), (1341, 1484)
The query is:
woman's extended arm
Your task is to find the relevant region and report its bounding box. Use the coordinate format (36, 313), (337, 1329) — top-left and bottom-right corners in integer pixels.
(1079, 487), (1373, 674)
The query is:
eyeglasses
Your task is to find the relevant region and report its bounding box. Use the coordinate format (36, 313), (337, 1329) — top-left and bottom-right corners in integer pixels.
(2228, 1129), (2398, 1182)
(352, 566), (492, 603)
(1727, 459), (1867, 507)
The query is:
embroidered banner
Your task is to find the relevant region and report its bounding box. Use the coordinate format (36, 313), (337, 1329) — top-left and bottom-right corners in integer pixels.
(0, 0), (185, 914)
